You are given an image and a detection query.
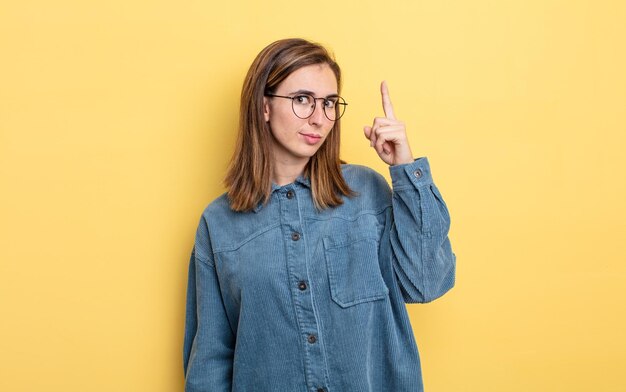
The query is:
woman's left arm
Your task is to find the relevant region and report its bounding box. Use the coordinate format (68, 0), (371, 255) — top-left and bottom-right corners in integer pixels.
(387, 158), (456, 303)
(364, 82), (456, 303)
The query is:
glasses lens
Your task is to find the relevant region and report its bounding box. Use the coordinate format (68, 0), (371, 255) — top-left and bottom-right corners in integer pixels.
(325, 96), (346, 121)
(292, 94), (315, 119)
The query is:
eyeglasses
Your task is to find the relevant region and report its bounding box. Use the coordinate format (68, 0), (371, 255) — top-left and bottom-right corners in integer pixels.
(265, 93), (348, 121)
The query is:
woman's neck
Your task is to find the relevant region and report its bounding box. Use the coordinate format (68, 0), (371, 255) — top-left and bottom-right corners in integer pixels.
(272, 158), (309, 186)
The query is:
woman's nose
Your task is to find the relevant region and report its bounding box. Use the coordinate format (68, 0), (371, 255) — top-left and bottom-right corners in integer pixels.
(308, 100), (326, 125)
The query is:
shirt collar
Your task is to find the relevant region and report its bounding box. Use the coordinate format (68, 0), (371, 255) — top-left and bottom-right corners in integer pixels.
(252, 175), (311, 213)
(294, 175), (311, 189)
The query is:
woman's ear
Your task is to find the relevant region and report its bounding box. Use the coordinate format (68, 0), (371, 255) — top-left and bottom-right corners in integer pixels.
(263, 97), (270, 122)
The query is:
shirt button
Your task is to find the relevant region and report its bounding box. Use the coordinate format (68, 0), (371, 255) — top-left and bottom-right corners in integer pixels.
(307, 334), (317, 344)
(291, 232), (301, 241)
(413, 168), (423, 178)
(298, 281), (307, 291)
(286, 190), (294, 199)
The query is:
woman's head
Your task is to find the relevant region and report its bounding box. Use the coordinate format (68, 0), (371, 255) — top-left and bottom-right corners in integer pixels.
(263, 63), (339, 168)
(225, 38), (354, 212)
(243, 38), (343, 163)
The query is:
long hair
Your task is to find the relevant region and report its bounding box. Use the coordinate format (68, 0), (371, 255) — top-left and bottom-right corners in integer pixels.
(224, 38), (355, 212)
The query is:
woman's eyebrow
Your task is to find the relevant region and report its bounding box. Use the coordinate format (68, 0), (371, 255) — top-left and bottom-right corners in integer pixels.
(288, 89), (339, 98)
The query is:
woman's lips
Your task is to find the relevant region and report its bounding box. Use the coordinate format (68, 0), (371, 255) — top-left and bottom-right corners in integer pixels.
(300, 132), (322, 145)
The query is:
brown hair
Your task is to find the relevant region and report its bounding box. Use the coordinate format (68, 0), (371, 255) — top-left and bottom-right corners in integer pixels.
(224, 38), (355, 212)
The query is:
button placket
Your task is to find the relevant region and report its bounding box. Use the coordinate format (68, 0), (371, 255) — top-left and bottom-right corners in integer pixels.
(279, 185), (328, 391)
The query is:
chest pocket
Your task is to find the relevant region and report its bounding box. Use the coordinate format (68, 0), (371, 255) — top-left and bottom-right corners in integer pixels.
(323, 232), (389, 308)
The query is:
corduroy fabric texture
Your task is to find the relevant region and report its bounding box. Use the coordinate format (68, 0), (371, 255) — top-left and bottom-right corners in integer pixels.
(183, 157), (456, 392)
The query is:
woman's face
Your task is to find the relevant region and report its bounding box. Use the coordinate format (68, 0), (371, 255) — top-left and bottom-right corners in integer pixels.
(263, 63), (338, 167)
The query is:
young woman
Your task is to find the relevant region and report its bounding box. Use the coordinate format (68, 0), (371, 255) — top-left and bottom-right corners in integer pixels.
(183, 38), (456, 392)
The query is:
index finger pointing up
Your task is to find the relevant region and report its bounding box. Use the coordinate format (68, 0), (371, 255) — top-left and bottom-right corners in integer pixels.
(381, 80), (396, 120)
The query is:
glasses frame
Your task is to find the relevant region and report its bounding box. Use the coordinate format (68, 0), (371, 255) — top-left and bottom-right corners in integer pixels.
(264, 93), (348, 121)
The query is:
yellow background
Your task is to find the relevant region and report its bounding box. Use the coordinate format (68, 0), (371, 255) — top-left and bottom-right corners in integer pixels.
(1, 0), (625, 391)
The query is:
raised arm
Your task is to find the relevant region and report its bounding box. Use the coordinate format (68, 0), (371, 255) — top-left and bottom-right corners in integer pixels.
(387, 158), (456, 303)
(364, 81), (456, 302)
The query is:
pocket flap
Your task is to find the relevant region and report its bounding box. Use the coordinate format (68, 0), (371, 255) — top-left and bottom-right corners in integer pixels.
(323, 232), (389, 308)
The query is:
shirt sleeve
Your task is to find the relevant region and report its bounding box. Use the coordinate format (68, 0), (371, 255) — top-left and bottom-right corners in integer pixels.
(387, 157), (457, 303)
(183, 215), (235, 391)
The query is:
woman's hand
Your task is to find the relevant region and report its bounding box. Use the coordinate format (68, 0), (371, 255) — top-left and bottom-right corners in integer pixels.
(363, 81), (414, 166)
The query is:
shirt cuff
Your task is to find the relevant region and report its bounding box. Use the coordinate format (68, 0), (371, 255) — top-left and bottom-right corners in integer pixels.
(389, 157), (433, 189)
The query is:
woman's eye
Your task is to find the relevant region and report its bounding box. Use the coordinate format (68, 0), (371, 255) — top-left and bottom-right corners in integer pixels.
(294, 95), (312, 105)
(324, 99), (337, 109)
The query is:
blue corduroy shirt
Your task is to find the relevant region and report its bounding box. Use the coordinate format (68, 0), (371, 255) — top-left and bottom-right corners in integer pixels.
(183, 157), (456, 392)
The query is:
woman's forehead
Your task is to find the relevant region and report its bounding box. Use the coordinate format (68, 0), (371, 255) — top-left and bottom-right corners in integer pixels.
(278, 64), (338, 96)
